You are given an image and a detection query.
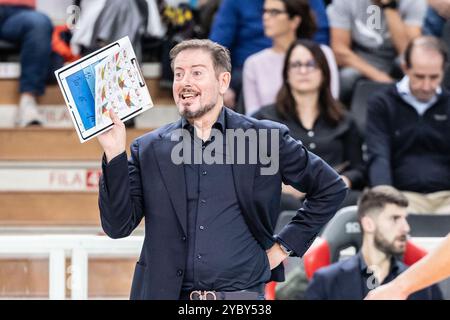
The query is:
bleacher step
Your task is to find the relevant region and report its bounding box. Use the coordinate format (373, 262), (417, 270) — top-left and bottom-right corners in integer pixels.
(0, 128), (150, 160)
(0, 78), (174, 105)
(0, 104), (179, 129)
(0, 62), (161, 80)
(0, 192), (100, 226)
(0, 192), (147, 227)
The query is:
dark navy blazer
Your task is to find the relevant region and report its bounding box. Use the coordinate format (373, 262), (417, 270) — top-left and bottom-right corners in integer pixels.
(98, 107), (347, 299)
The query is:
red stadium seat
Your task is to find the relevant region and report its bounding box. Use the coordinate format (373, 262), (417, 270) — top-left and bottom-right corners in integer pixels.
(265, 281), (277, 300)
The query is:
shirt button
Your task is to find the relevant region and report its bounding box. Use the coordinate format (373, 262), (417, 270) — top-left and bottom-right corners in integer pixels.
(309, 142), (316, 150)
(308, 131), (314, 137)
(200, 199), (206, 204)
(202, 170), (207, 175)
(177, 270), (183, 277)
(199, 225), (204, 230)
(181, 236), (186, 241)
(197, 254), (202, 259)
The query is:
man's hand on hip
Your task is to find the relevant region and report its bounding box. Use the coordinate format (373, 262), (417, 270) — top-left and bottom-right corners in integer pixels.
(97, 108), (126, 163)
(266, 243), (290, 270)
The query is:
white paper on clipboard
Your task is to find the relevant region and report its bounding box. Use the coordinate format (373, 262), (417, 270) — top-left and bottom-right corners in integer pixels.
(55, 36), (153, 143)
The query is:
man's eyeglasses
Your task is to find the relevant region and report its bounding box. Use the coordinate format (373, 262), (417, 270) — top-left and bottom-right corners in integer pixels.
(263, 8), (288, 17)
(289, 60), (318, 73)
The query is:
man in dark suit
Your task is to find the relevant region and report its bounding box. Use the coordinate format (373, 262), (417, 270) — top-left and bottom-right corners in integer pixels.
(97, 39), (347, 300)
(366, 233), (450, 300)
(306, 186), (443, 300)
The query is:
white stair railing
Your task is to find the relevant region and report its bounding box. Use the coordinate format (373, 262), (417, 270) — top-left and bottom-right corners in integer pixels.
(0, 235), (143, 300)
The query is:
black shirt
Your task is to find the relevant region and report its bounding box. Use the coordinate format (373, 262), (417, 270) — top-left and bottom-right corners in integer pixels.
(358, 252), (401, 297)
(180, 108), (271, 291)
(253, 104), (366, 189)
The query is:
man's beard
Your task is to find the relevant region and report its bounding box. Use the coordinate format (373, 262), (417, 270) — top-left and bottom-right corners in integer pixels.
(180, 102), (216, 120)
(374, 230), (407, 256)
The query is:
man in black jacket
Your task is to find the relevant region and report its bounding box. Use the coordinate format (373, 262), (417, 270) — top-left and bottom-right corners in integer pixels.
(306, 186), (443, 300)
(97, 39), (347, 300)
(366, 36), (450, 214)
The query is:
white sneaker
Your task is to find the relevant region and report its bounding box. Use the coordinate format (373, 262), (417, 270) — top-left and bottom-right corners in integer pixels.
(15, 94), (45, 127)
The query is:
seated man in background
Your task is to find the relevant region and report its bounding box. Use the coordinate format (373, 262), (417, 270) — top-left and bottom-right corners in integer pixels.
(0, 0), (53, 127)
(306, 185), (443, 300)
(366, 36), (450, 214)
(366, 233), (450, 299)
(327, 0), (426, 105)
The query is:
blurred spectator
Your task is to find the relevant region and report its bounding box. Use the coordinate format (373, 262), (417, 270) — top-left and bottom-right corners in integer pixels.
(306, 185), (443, 300)
(327, 0), (426, 105)
(71, 0), (146, 60)
(0, 0), (53, 127)
(243, 0), (339, 116)
(197, 0), (221, 38)
(209, 0), (330, 109)
(423, 0), (450, 37)
(366, 36), (450, 214)
(253, 40), (365, 211)
(157, 1), (205, 88)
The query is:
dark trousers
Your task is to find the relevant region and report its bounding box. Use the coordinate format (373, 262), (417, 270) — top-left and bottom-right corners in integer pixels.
(0, 5), (53, 95)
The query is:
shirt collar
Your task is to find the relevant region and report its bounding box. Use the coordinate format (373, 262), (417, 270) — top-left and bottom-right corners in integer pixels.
(181, 107), (226, 134)
(396, 76), (442, 102)
(357, 251), (400, 275)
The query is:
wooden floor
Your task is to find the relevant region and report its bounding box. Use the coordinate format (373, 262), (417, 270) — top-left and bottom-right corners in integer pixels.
(0, 258), (135, 298)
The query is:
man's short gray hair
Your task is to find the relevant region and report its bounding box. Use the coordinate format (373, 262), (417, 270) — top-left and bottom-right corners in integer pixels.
(169, 39), (232, 75)
(404, 35), (448, 69)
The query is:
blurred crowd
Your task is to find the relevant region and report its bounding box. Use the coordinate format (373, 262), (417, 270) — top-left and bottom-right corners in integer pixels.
(1, 0), (449, 300)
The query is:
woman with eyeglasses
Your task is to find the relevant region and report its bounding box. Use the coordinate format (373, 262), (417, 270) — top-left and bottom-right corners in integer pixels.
(253, 39), (365, 210)
(243, 0), (339, 116)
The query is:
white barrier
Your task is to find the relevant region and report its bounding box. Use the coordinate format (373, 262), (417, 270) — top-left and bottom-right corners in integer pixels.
(0, 235), (143, 300)
(0, 235), (442, 300)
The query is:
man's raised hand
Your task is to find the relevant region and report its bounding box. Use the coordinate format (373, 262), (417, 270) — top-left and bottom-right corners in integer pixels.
(97, 108), (126, 163)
